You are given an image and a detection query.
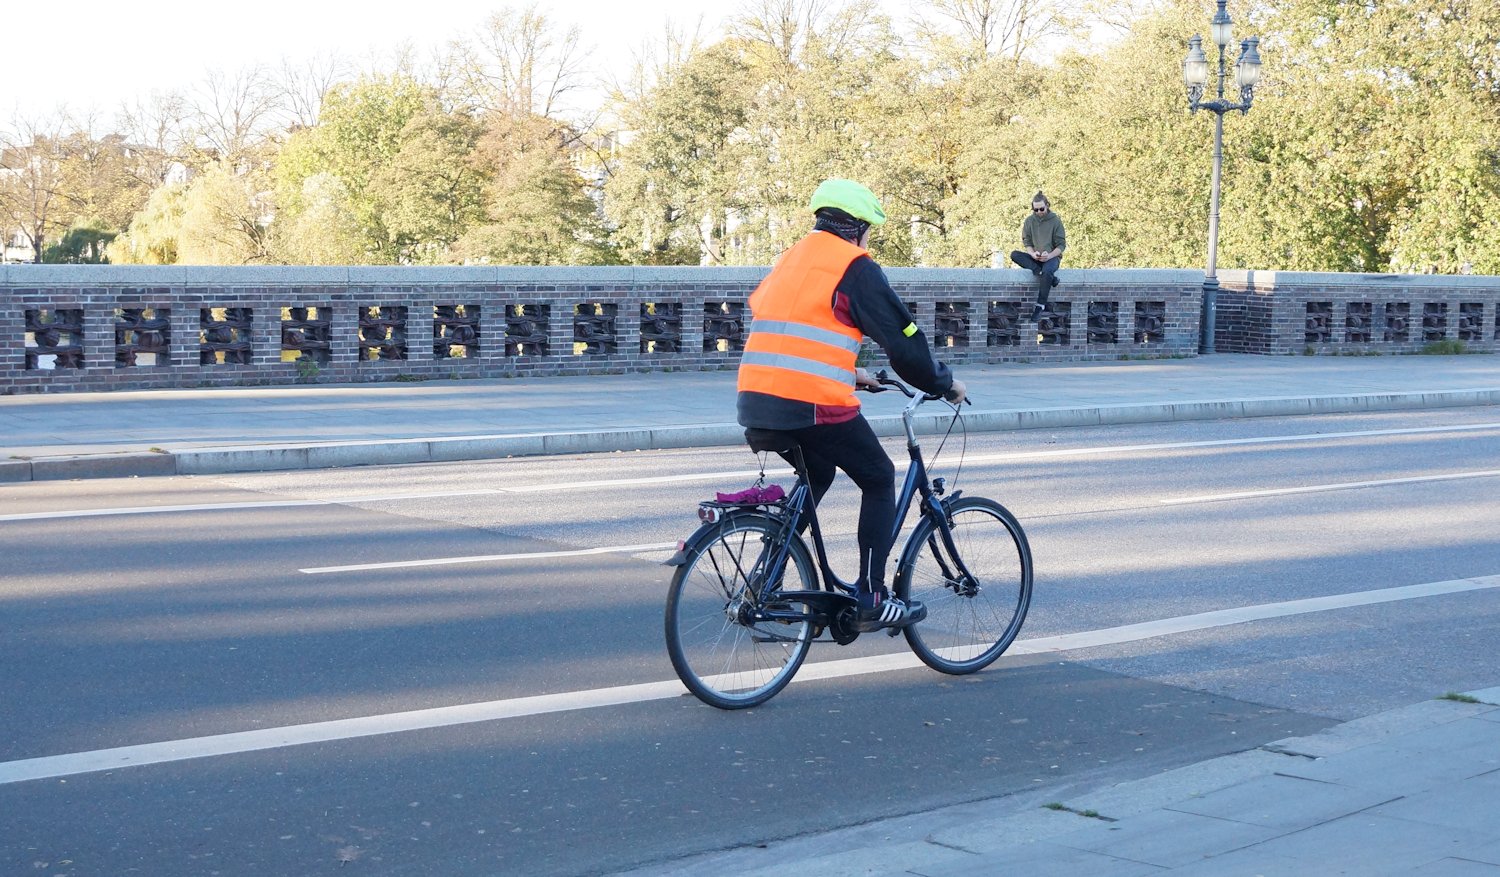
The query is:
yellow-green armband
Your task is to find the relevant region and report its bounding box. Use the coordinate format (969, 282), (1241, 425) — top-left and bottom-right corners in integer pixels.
(902, 322), (918, 337)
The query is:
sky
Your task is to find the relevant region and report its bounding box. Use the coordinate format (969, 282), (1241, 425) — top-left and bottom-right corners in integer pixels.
(0, 0), (749, 126)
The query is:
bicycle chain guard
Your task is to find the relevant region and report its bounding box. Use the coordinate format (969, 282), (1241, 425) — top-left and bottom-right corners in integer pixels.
(829, 605), (860, 645)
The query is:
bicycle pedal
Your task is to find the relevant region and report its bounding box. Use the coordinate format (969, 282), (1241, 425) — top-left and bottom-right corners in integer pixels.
(886, 626), (901, 637)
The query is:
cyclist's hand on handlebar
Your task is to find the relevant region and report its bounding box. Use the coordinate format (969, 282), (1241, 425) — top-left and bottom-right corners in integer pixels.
(854, 367), (880, 389)
(944, 378), (968, 405)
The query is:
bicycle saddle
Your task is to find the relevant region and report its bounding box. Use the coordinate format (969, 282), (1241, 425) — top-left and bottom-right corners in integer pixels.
(744, 428), (798, 454)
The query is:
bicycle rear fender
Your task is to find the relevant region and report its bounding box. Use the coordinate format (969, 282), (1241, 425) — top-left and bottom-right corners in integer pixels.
(662, 510), (780, 566)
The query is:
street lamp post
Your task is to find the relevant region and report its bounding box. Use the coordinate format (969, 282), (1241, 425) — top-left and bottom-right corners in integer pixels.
(1183, 0), (1261, 354)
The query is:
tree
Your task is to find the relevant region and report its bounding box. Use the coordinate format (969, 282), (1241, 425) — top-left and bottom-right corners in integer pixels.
(274, 75), (431, 263)
(107, 181), (189, 264)
(604, 42), (753, 264)
(912, 0), (1078, 64)
(176, 161), (276, 264)
(270, 173), (365, 264)
(455, 113), (613, 265)
(43, 222), (116, 263)
(0, 113), (69, 263)
(449, 4), (591, 120)
(368, 108), (489, 261)
(185, 66), (284, 165)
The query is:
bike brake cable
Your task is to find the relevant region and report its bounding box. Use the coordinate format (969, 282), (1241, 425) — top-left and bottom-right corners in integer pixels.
(927, 401), (967, 492)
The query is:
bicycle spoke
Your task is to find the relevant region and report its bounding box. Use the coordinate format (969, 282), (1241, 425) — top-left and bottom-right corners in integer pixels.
(665, 514), (817, 709)
(898, 498), (1032, 674)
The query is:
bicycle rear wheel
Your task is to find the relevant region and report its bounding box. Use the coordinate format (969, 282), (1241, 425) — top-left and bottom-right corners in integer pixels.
(664, 513), (817, 709)
(895, 496), (1032, 674)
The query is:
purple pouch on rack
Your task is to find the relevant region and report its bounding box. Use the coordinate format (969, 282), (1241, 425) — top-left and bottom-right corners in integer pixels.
(715, 484), (785, 504)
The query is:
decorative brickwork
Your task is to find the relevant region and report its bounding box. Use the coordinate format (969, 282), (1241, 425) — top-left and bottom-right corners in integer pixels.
(1215, 271), (1500, 355)
(201, 307), (253, 365)
(433, 304), (479, 359)
(987, 300), (1025, 347)
(934, 302), (970, 349)
(24, 308), (85, 370)
(1087, 301), (1119, 345)
(1, 266), (1204, 393)
(640, 302), (683, 354)
(573, 302), (618, 355)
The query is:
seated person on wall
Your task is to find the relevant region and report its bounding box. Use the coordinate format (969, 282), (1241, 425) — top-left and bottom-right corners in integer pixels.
(1008, 191), (1066, 321)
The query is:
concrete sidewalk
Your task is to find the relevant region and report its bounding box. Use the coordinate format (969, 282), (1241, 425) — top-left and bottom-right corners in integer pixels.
(3, 353), (1500, 481)
(630, 688), (1500, 876)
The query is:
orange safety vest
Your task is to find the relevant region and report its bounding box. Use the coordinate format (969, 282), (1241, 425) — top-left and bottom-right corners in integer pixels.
(737, 232), (866, 409)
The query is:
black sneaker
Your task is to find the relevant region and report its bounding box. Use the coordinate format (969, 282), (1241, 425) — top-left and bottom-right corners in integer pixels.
(1050, 275), (1060, 288)
(1030, 303), (1046, 321)
(856, 592), (926, 632)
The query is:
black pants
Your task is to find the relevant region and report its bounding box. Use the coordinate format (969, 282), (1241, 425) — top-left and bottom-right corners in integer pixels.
(1009, 251), (1061, 305)
(773, 415), (896, 594)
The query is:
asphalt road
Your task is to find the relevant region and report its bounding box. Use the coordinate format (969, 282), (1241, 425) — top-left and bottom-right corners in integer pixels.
(4, 407), (1500, 876)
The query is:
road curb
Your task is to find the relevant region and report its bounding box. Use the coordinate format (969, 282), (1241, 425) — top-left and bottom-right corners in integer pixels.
(7, 388), (1500, 482)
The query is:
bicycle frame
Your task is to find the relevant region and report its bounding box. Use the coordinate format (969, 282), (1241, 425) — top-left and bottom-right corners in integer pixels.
(752, 384), (978, 610)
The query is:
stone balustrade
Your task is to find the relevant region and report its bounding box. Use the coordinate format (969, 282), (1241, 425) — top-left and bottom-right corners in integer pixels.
(1216, 271), (1500, 355)
(0, 265), (1203, 393)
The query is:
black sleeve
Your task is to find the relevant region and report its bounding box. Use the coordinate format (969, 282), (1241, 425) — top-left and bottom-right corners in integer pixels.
(839, 256), (954, 397)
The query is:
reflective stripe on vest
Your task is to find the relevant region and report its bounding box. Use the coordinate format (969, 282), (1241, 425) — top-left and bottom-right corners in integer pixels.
(748, 319), (863, 355)
(737, 231), (866, 409)
(739, 350), (856, 385)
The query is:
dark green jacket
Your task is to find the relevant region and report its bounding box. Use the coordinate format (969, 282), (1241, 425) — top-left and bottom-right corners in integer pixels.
(1022, 211), (1067, 255)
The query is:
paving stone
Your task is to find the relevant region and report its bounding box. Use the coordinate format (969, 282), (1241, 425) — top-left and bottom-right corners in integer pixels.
(1067, 749), (1291, 823)
(912, 841), (1165, 877)
(1277, 738), (1500, 795)
(1236, 813), (1498, 874)
(724, 838), (979, 877)
(1265, 701), (1488, 759)
(1465, 687), (1500, 706)
(1166, 773), (1398, 830)
(1370, 771), (1500, 838)
(1048, 808), (1283, 869)
(1404, 858), (1500, 876)
(1160, 847), (1311, 876)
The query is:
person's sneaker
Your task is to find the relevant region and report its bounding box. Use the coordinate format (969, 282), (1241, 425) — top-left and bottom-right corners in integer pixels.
(1050, 275), (1060, 288)
(1030, 303), (1047, 321)
(856, 591), (926, 631)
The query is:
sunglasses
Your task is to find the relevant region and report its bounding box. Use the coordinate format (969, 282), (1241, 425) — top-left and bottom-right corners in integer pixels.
(1032, 206), (1047, 212)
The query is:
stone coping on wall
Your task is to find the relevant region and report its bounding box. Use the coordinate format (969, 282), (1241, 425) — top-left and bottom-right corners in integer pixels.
(1218, 269), (1498, 290)
(0, 264), (1204, 286)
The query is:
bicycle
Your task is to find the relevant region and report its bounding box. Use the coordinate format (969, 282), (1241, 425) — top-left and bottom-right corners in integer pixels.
(663, 371), (1034, 709)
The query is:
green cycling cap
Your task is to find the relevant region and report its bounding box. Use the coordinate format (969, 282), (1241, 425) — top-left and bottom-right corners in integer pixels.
(809, 178), (887, 226)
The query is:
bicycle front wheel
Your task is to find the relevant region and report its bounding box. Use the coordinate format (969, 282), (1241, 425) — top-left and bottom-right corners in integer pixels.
(664, 514), (817, 709)
(895, 496), (1033, 674)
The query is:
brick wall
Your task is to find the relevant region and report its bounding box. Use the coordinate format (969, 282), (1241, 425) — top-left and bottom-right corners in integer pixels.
(1216, 270), (1500, 355)
(0, 265), (1203, 393)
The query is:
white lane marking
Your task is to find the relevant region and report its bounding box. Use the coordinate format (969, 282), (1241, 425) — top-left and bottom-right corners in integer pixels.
(4, 574), (1497, 786)
(1, 499), (329, 521)
(7, 421), (1500, 523)
(0, 491), (503, 522)
(1161, 469), (1500, 505)
(500, 470), (770, 492)
(299, 542), (679, 574)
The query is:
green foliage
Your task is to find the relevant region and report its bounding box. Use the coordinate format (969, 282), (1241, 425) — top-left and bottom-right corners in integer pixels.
(77, 0), (1500, 271)
(274, 75), (433, 263)
(108, 182), (188, 264)
(43, 222), (116, 263)
(454, 114), (615, 265)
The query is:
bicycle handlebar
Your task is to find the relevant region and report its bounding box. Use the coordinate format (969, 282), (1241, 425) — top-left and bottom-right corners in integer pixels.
(860, 369), (968, 405)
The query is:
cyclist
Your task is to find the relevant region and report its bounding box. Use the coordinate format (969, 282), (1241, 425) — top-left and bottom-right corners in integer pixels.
(737, 178), (967, 631)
